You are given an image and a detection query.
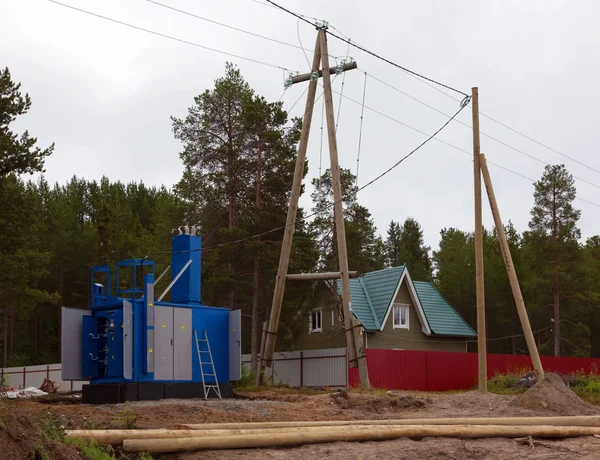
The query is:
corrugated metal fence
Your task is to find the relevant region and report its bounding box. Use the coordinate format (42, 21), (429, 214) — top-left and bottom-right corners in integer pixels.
(242, 348), (347, 389)
(0, 364), (87, 392)
(349, 348), (600, 391)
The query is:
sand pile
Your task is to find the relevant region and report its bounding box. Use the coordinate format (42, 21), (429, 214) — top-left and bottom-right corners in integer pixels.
(514, 372), (600, 416)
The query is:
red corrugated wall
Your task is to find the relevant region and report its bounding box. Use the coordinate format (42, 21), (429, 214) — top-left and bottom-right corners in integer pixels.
(348, 349), (600, 391)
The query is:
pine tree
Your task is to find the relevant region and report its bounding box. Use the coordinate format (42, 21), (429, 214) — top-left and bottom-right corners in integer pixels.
(0, 67), (54, 176)
(528, 164), (580, 356)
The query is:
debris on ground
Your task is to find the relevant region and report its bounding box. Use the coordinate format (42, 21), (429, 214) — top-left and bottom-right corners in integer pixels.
(514, 371), (537, 389)
(5, 386), (48, 399)
(514, 372), (600, 415)
(40, 378), (61, 394)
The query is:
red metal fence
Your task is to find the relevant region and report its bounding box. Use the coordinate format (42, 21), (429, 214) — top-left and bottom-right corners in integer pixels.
(348, 349), (600, 391)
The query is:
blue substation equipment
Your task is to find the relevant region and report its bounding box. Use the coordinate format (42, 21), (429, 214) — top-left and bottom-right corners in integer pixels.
(61, 229), (241, 403)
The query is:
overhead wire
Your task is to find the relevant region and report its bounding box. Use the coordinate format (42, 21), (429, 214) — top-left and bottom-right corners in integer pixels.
(262, 0), (469, 97)
(48, 0), (292, 71)
(257, 0), (600, 177)
(355, 71), (367, 188)
(366, 72), (600, 190)
(334, 40), (352, 134)
(147, 0), (307, 52)
(143, 96), (471, 259)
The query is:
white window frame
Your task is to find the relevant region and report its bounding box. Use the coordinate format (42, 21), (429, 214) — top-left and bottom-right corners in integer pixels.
(392, 304), (410, 330)
(309, 308), (323, 333)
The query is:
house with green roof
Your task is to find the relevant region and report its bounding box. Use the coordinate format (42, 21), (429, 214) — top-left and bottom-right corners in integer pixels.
(293, 265), (476, 352)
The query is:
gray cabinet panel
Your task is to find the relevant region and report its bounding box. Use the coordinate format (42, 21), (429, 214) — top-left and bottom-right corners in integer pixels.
(173, 308), (192, 381)
(123, 300), (133, 380)
(146, 329), (154, 373)
(229, 309), (242, 381)
(154, 306), (173, 380)
(61, 307), (91, 381)
(146, 283), (154, 327)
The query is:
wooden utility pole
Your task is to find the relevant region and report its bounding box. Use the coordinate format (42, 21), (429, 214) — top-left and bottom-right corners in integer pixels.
(258, 27), (369, 389)
(479, 154), (545, 380)
(472, 87), (487, 392)
(319, 29), (368, 387)
(257, 35), (322, 386)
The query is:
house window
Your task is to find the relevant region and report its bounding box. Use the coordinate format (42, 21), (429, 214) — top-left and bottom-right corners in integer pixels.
(310, 309), (322, 333)
(393, 304), (409, 329)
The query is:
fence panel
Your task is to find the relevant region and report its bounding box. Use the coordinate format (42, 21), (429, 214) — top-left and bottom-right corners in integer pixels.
(1, 364), (87, 392)
(349, 349), (600, 392)
(349, 349), (428, 390)
(302, 348), (346, 388)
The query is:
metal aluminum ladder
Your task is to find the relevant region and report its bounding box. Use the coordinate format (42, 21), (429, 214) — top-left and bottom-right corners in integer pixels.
(194, 329), (222, 400)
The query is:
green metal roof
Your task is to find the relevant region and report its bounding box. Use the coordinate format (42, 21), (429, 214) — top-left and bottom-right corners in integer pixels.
(412, 281), (477, 337)
(339, 266), (476, 337)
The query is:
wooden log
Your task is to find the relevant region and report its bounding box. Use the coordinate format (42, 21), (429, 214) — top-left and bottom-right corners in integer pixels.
(286, 271), (358, 281)
(66, 425), (369, 445)
(123, 424), (600, 453)
(173, 415), (600, 430)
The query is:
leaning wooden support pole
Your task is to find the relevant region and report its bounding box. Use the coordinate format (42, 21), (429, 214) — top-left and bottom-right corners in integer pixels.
(123, 424), (600, 453)
(257, 34), (321, 386)
(472, 87), (487, 392)
(479, 153), (545, 380)
(319, 28), (367, 387)
(173, 415), (600, 430)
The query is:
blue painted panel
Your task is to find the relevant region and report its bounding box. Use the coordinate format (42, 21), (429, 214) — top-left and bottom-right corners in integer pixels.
(82, 316), (99, 379)
(192, 307), (229, 383)
(171, 235), (201, 303)
(108, 310), (123, 377)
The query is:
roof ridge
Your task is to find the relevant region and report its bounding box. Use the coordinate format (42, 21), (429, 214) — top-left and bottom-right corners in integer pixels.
(358, 277), (381, 329)
(362, 264), (406, 278)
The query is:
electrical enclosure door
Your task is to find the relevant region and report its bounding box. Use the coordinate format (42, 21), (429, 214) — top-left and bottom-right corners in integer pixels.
(173, 308), (192, 381)
(81, 316), (99, 379)
(229, 309), (242, 381)
(61, 307), (91, 380)
(123, 300), (133, 380)
(154, 306), (174, 380)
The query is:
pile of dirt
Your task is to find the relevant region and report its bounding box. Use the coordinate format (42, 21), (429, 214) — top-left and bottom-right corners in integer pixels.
(514, 372), (600, 416)
(330, 391), (430, 412)
(0, 404), (81, 459)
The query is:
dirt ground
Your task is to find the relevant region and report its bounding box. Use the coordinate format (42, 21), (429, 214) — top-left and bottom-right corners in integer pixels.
(9, 374), (600, 459)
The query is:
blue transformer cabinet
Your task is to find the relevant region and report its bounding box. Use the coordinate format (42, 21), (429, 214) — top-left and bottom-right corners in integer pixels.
(61, 231), (242, 403)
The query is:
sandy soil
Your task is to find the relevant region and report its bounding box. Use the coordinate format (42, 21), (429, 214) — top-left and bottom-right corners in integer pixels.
(10, 374), (600, 459)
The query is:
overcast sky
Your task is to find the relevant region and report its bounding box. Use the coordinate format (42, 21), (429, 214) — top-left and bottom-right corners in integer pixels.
(2, 0), (599, 253)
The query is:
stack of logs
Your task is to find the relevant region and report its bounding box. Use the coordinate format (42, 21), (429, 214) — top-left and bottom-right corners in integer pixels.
(66, 416), (600, 454)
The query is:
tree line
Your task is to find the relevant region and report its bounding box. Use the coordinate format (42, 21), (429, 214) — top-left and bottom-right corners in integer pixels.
(1, 64), (599, 371)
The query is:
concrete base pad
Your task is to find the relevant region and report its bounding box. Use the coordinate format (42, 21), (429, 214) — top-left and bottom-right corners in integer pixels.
(82, 382), (233, 404)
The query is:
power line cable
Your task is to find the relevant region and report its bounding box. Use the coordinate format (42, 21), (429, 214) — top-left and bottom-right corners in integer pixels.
(334, 40), (352, 134)
(144, 96), (470, 258)
(262, 0), (468, 97)
(366, 72), (600, 190)
(328, 84), (600, 209)
(355, 71), (367, 188)
(147, 0), (307, 52)
(314, 11), (600, 177)
(48, 0), (292, 71)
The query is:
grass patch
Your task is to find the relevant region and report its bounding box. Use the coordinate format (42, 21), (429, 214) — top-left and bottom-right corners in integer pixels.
(113, 402), (137, 429)
(487, 373), (526, 395)
(65, 437), (115, 460)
